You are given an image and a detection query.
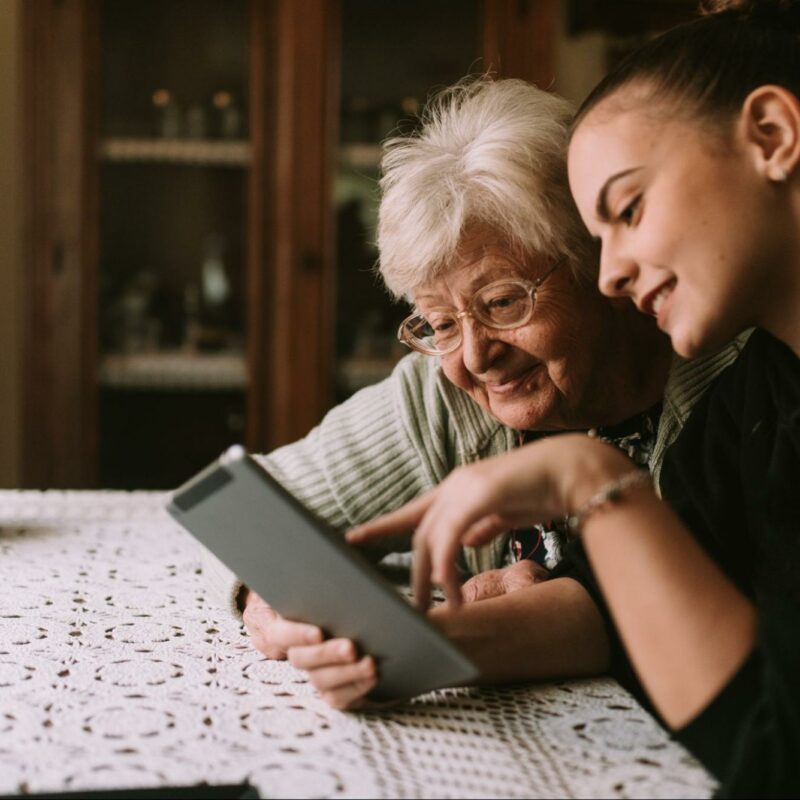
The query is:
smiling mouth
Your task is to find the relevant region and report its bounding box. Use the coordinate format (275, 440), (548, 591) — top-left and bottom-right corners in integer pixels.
(485, 365), (541, 394)
(641, 279), (677, 318)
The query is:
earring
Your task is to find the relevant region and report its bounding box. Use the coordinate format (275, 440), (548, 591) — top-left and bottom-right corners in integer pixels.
(772, 165), (789, 183)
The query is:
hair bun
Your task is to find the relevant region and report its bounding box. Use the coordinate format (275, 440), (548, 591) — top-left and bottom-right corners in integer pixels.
(699, 0), (800, 25)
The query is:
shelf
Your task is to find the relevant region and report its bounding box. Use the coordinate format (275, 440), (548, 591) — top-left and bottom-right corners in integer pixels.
(98, 350), (247, 391)
(339, 142), (383, 171)
(99, 138), (252, 167)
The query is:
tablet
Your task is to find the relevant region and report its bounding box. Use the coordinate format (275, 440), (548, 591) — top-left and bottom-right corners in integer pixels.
(167, 445), (479, 701)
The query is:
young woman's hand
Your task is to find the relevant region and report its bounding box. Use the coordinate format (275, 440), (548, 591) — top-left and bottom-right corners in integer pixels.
(348, 434), (632, 609)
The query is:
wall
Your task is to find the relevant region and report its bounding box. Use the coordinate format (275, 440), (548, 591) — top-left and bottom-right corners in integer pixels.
(0, 0), (21, 486)
(553, 3), (607, 107)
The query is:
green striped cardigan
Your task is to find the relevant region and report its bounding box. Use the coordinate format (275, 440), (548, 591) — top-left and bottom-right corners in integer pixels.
(204, 336), (749, 616)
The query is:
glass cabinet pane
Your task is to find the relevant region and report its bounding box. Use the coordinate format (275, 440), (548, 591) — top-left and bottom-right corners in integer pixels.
(97, 0), (249, 489)
(334, 0), (480, 401)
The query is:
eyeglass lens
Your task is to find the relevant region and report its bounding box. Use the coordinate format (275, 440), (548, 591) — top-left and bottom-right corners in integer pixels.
(405, 280), (533, 353)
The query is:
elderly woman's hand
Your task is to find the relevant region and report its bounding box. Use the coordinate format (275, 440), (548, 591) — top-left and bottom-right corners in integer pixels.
(242, 590), (324, 660)
(287, 638), (377, 710)
(461, 560), (550, 603)
(244, 594), (378, 709)
(348, 434), (633, 609)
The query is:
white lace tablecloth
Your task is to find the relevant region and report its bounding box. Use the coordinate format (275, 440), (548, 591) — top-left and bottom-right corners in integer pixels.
(0, 491), (717, 799)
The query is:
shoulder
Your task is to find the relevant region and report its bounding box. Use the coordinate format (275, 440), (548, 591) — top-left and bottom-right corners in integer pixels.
(663, 330), (752, 425)
(388, 353), (513, 461)
(651, 331), (751, 482)
(663, 329), (796, 466)
(755, 331), (800, 423)
(698, 328), (800, 423)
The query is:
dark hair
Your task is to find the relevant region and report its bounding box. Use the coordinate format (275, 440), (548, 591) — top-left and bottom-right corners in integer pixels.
(573, 0), (800, 131)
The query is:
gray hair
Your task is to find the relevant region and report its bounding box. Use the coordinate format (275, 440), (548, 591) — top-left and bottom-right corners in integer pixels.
(377, 77), (596, 299)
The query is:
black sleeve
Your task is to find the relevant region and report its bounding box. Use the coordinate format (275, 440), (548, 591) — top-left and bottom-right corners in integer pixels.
(660, 332), (800, 798)
(675, 606), (800, 798)
(550, 540), (663, 723)
(555, 331), (800, 797)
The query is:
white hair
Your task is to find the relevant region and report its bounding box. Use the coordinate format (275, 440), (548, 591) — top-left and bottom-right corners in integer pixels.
(377, 77), (596, 298)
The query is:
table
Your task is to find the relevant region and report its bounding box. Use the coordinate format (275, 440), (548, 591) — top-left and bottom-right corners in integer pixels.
(0, 491), (716, 799)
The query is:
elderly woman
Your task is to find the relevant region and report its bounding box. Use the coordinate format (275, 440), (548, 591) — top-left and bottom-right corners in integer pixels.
(205, 78), (743, 705)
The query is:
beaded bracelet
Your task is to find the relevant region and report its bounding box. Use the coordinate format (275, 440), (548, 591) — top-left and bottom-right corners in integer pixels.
(566, 469), (653, 536)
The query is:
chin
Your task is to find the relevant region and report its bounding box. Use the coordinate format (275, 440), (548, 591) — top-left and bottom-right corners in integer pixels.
(670, 336), (702, 359)
(493, 400), (557, 432)
(669, 321), (727, 360)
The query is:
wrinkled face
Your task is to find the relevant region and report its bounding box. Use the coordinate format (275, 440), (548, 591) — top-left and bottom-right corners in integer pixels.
(568, 99), (783, 358)
(411, 233), (634, 431)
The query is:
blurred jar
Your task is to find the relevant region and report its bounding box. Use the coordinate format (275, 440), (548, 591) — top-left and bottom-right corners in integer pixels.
(212, 91), (242, 139)
(152, 88), (181, 138)
(185, 103), (209, 139)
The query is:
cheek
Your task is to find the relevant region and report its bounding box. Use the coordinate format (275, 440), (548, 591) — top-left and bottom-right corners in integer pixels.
(510, 307), (571, 358)
(439, 357), (474, 395)
(633, 211), (682, 266)
(540, 347), (591, 397)
(531, 293), (602, 360)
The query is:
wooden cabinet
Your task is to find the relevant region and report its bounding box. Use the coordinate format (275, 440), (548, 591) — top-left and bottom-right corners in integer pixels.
(21, 0), (559, 489)
(568, 1), (696, 37)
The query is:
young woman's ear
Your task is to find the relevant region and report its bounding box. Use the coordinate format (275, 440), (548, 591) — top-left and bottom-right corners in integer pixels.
(739, 85), (800, 183)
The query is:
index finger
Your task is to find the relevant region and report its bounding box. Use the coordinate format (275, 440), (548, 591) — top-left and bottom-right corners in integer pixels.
(346, 491), (435, 544)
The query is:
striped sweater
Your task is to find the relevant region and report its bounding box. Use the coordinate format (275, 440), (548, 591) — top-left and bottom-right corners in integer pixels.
(204, 336), (749, 616)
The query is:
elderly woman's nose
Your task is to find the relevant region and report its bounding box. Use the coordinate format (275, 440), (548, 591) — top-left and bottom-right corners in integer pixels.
(598, 243), (639, 299)
(460, 319), (501, 373)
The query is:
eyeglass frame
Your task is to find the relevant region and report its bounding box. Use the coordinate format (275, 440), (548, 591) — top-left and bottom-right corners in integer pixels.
(397, 256), (565, 356)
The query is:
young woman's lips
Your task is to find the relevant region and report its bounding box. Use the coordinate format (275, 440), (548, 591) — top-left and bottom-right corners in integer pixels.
(653, 284), (677, 331)
(640, 278), (677, 321)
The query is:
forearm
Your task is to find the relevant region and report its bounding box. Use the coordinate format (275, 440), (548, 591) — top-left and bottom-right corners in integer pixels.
(580, 487), (757, 729)
(428, 577), (610, 684)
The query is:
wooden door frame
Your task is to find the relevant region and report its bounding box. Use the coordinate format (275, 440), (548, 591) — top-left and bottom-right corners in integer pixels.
(245, 0), (277, 454)
(483, 0), (560, 88)
(248, 0), (339, 452)
(21, 0), (99, 488)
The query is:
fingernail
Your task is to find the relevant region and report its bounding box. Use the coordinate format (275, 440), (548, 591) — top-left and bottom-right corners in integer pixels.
(339, 641), (353, 657)
(306, 628), (321, 643)
(362, 674), (377, 689)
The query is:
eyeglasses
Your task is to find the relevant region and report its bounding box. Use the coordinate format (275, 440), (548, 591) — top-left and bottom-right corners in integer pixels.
(397, 258), (564, 356)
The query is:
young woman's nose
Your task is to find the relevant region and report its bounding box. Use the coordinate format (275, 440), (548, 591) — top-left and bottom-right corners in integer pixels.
(598, 242), (639, 299)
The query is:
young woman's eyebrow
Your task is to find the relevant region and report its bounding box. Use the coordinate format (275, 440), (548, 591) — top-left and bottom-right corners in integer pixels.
(595, 167), (644, 222)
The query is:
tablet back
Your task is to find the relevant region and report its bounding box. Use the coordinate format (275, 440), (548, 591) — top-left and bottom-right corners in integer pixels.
(167, 446), (478, 701)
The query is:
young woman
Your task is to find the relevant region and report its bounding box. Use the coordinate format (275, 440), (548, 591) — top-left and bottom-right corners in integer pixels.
(348, 1), (800, 795)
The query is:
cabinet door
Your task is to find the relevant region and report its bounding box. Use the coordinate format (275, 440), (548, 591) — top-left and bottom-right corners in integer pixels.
(96, 0), (255, 489)
(23, 0), (275, 489)
(21, 0), (559, 488)
(332, 0), (559, 402)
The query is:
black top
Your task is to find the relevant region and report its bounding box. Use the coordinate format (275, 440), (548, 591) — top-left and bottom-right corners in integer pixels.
(555, 329), (800, 798)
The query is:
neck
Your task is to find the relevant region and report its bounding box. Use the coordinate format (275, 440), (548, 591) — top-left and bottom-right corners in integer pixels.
(593, 307), (673, 428)
(755, 203), (800, 357)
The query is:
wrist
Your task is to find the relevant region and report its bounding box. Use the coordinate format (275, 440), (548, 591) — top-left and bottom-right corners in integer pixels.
(568, 469), (653, 537)
(564, 440), (635, 513)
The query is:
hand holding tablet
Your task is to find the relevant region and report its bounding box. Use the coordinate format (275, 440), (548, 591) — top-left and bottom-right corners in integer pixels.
(167, 446), (478, 702)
